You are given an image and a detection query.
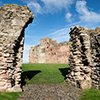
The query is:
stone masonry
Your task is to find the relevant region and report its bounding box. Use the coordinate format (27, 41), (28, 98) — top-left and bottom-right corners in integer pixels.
(29, 37), (70, 63)
(0, 4), (33, 92)
(1, 4), (100, 92)
(66, 25), (100, 89)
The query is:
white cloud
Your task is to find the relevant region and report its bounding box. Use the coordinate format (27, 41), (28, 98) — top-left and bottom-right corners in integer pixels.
(76, 1), (100, 23)
(48, 28), (70, 43)
(26, 0), (75, 14)
(65, 12), (72, 22)
(41, 0), (74, 14)
(27, 1), (43, 14)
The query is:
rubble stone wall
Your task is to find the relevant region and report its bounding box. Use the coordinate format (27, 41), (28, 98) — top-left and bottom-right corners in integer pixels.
(66, 25), (100, 89)
(29, 37), (70, 63)
(0, 4), (33, 92)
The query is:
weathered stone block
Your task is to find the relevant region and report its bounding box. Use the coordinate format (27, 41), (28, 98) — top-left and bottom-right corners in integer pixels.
(77, 80), (91, 89)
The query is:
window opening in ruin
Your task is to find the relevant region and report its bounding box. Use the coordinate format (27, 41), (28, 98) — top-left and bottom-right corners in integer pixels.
(11, 79), (15, 87)
(76, 81), (80, 88)
(54, 53), (56, 55)
(41, 48), (45, 53)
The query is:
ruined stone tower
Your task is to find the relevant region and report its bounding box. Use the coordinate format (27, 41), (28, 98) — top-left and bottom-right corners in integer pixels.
(66, 25), (100, 89)
(0, 4), (33, 92)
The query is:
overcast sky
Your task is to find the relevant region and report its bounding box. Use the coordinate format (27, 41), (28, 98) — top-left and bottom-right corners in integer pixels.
(0, 0), (100, 63)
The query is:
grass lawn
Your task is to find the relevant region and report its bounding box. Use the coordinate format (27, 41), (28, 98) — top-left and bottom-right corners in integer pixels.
(1, 63), (100, 100)
(82, 88), (100, 100)
(21, 63), (70, 84)
(21, 63), (100, 100)
(0, 92), (23, 100)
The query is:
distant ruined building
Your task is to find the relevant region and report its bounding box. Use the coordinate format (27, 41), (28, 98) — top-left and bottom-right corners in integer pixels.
(29, 37), (70, 63)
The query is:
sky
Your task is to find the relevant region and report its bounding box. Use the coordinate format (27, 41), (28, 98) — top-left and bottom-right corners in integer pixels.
(0, 0), (100, 63)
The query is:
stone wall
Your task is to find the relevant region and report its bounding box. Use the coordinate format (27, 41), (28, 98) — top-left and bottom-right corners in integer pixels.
(0, 4), (33, 92)
(29, 37), (70, 63)
(66, 25), (100, 89)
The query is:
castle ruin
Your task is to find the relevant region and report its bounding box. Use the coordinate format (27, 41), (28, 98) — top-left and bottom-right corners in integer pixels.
(0, 3), (100, 92)
(29, 37), (70, 63)
(0, 4), (33, 92)
(66, 25), (100, 89)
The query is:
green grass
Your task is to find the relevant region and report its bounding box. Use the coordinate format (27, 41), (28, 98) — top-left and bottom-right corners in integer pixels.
(21, 63), (100, 100)
(21, 63), (70, 84)
(0, 92), (23, 100)
(0, 63), (100, 100)
(82, 88), (100, 100)
(0, 63), (69, 100)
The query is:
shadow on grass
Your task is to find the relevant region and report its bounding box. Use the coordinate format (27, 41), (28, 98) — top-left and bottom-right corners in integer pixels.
(21, 70), (41, 87)
(59, 68), (70, 79)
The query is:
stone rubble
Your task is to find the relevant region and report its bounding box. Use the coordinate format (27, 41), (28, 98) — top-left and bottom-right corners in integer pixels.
(0, 4), (33, 92)
(66, 25), (100, 89)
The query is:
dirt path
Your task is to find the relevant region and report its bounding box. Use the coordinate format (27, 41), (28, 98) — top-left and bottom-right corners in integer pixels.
(17, 84), (82, 100)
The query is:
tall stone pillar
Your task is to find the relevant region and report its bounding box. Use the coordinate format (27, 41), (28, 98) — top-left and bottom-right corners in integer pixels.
(66, 25), (100, 89)
(0, 4), (33, 92)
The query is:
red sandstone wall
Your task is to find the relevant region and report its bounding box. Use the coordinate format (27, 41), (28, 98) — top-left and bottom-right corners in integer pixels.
(45, 45), (70, 63)
(29, 47), (34, 63)
(29, 37), (70, 64)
